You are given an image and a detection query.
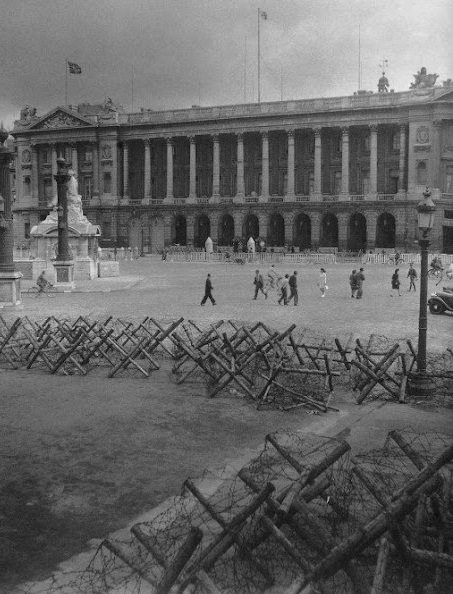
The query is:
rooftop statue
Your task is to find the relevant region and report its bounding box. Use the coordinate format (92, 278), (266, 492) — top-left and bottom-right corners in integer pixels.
(410, 67), (439, 89)
(377, 72), (389, 93)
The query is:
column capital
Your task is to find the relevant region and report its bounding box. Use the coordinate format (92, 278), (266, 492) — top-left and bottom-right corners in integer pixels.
(211, 133), (219, 142)
(341, 126), (349, 136)
(143, 138), (151, 147)
(236, 132), (244, 142)
(166, 136), (174, 146)
(313, 127), (322, 137)
(261, 130), (268, 139)
(188, 135), (196, 144)
(70, 142), (78, 149)
(122, 140), (129, 149)
(49, 142), (57, 148)
(286, 129), (295, 138)
(399, 123), (408, 132)
(432, 119), (443, 128)
(369, 123), (378, 133)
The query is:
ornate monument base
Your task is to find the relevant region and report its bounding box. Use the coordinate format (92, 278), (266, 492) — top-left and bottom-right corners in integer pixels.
(30, 204), (100, 281)
(0, 271), (23, 308)
(53, 261), (75, 291)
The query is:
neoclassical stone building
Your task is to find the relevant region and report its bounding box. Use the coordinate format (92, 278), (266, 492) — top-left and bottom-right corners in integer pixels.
(11, 76), (453, 253)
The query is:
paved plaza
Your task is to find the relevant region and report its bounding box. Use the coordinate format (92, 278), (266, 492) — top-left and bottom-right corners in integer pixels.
(2, 256), (453, 592)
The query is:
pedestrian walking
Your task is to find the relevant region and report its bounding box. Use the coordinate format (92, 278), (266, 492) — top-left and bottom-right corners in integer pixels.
(287, 271), (298, 305)
(200, 273), (216, 305)
(318, 268), (328, 298)
(253, 269), (267, 300)
(278, 274), (290, 305)
(407, 263), (418, 291)
(391, 269), (401, 296)
(356, 268), (365, 299)
(349, 269), (357, 298)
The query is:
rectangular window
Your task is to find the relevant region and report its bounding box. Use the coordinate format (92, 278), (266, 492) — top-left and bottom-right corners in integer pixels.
(334, 171), (342, 194)
(83, 176), (92, 200)
(392, 133), (400, 151)
(103, 221), (112, 239)
(44, 178), (53, 200)
(84, 148), (93, 163)
(23, 176), (31, 196)
(362, 175), (370, 195)
(42, 149), (49, 164)
(103, 172), (112, 194)
(24, 222), (30, 239)
(445, 165), (453, 193)
(444, 211), (453, 220)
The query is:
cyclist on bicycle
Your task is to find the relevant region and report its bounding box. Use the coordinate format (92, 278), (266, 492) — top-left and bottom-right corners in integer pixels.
(36, 270), (51, 293)
(430, 256), (443, 271)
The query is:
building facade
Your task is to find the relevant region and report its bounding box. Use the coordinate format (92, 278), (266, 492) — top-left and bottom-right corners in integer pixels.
(11, 77), (453, 253)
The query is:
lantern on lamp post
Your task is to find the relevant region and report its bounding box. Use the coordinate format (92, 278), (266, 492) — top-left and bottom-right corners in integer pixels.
(408, 186), (436, 397)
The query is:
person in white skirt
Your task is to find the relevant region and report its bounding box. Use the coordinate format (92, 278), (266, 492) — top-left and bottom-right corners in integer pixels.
(318, 268), (328, 297)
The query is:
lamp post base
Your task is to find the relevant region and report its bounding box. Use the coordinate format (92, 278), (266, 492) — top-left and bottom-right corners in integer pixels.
(407, 371), (436, 399)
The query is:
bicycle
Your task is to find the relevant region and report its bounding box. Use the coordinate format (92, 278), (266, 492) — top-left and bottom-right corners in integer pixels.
(428, 267), (444, 285)
(26, 283), (58, 297)
(387, 255), (403, 266)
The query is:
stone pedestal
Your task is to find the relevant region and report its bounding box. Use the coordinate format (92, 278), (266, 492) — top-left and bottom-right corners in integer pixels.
(0, 271), (23, 308)
(53, 261), (75, 291)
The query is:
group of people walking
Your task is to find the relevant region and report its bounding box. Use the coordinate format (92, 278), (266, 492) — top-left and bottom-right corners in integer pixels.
(348, 268), (366, 299)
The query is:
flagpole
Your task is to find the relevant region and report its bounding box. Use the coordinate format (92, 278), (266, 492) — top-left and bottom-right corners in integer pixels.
(65, 59), (68, 106)
(257, 8), (261, 103)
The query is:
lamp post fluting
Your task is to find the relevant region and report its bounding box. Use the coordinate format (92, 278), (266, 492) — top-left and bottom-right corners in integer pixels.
(55, 157), (72, 262)
(408, 187), (436, 397)
(53, 157), (74, 288)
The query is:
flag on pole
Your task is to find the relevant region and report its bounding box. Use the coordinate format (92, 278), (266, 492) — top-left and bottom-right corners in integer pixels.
(260, 10), (267, 19)
(67, 61), (82, 74)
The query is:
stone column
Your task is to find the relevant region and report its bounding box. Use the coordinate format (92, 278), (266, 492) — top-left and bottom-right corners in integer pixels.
(71, 144), (78, 176)
(31, 144), (39, 201)
(314, 128), (322, 195)
(210, 212), (219, 244)
(283, 212), (293, 246)
(111, 142), (118, 199)
(369, 124), (378, 196)
(188, 136), (196, 201)
(429, 120), (442, 190)
(50, 143), (58, 203)
(337, 212), (349, 250)
(341, 127), (349, 195)
(366, 212), (378, 250)
(186, 214), (195, 246)
(286, 130), (295, 200)
(310, 211), (321, 249)
(166, 137), (174, 201)
(233, 211), (243, 240)
(123, 141), (129, 199)
(212, 135), (220, 200)
(144, 139), (151, 204)
(92, 142), (100, 200)
(163, 215), (173, 246)
(397, 124), (407, 194)
(258, 212), (268, 241)
(261, 131), (269, 199)
(235, 133), (245, 199)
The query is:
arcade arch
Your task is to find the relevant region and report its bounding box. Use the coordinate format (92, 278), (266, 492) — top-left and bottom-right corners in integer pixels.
(321, 213), (338, 247)
(195, 214), (211, 248)
(219, 214), (234, 246)
(174, 214), (187, 245)
(293, 213), (311, 250)
(268, 213), (285, 246)
(348, 213), (367, 251)
(376, 213), (396, 248)
(243, 214), (259, 240)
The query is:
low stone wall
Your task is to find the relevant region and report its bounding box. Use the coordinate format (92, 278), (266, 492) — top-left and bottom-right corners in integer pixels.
(98, 261), (120, 277)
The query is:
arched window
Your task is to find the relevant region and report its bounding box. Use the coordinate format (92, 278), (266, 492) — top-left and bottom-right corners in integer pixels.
(417, 162), (427, 185)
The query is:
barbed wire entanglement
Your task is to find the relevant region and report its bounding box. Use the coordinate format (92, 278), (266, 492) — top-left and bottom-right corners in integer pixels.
(1, 315), (452, 407)
(15, 429), (453, 594)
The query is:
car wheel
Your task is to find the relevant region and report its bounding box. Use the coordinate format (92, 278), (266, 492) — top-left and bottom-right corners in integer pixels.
(429, 301), (445, 315)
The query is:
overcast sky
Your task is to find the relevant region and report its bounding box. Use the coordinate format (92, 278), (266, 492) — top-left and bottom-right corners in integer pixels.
(1, 0), (451, 130)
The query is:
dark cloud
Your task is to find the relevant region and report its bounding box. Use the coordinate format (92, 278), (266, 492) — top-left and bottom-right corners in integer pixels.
(0, 0), (450, 129)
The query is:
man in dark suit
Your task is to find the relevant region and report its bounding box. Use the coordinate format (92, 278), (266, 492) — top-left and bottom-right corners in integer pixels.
(201, 273), (216, 305)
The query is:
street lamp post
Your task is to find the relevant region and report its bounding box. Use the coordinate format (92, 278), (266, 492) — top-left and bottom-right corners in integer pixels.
(408, 186), (436, 398)
(53, 157), (74, 288)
